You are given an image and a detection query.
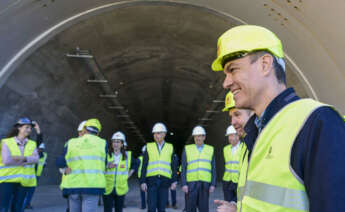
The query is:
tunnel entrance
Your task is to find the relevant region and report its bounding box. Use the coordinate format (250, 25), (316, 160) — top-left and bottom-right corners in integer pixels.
(0, 3), (309, 184)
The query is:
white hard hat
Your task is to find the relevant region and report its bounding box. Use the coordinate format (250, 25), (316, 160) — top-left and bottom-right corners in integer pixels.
(226, 125), (237, 136)
(192, 126), (206, 136)
(111, 131), (126, 142)
(141, 145), (146, 153)
(39, 143), (45, 149)
(77, 120), (87, 132)
(152, 122), (167, 133)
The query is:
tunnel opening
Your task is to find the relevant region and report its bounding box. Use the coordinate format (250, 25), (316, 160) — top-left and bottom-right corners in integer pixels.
(0, 3), (310, 185)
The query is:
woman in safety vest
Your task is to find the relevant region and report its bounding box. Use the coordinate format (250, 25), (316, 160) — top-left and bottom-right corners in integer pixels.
(103, 131), (136, 212)
(0, 118), (39, 212)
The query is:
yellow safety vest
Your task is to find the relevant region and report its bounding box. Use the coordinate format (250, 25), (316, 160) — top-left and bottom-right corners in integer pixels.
(36, 152), (47, 177)
(105, 151), (131, 195)
(185, 144), (214, 183)
(146, 142), (173, 178)
(0, 137), (37, 187)
(223, 142), (246, 183)
(237, 99), (329, 212)
(61, 134), (106, 189)
(138, 156), (143, 178)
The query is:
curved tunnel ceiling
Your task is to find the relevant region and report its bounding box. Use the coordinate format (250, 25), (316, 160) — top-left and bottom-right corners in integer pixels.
(0, 0), (343, 183)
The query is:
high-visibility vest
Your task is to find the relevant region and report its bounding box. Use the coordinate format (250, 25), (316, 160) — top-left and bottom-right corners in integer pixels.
(138, 155), (143, 178)
(237, 99), (330, 212)
(185, 144), (214, 183)
(36, 152), (47, 177)
(0, 137), (37, 187)
(105, 151), (131, 195)
(61, 134), (106, 189)
(146, 142), (173, 178)
(223, 142), (246, 183)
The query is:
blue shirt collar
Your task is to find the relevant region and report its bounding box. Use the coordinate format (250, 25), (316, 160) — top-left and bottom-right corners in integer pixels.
(254, 88), (299, 132)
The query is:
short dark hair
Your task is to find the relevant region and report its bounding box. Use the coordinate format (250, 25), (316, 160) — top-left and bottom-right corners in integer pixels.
(249, 51), (286, 85)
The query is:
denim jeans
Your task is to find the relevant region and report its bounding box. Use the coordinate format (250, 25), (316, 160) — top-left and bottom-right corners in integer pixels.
(68, 194), (99, 212)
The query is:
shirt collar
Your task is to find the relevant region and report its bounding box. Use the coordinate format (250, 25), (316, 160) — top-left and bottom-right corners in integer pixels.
(14, 136), (27, 146)
(157, 141), (165, 147)
(231, 142), (241, 150)
(255, 88), (299, 132)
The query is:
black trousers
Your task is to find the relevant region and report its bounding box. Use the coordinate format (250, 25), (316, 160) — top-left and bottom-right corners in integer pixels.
(147, 176), (170, 212)
(185, 181), (210, 212)
(222, 181), (238, 202)
(103, 189), (124, 212)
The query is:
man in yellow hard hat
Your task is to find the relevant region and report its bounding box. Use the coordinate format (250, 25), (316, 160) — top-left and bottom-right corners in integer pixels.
(214, 91), (252, 211)
(56, 118), (107, 212)
(212, 25), (345, 212)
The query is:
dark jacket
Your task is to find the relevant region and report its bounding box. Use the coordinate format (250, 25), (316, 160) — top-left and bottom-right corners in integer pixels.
(243, 88), (345, 212)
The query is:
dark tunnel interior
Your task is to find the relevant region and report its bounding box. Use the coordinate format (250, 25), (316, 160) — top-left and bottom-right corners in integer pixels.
(0, 4), (309, 184)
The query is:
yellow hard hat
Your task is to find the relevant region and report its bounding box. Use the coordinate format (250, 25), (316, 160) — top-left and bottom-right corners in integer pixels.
(84, 118), (102, 133)
(222, 91), (235, 112)
(212, 25), (284, 71)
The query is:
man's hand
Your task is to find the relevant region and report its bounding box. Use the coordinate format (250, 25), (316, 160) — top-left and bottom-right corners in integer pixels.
(209, 185), (215, 193)
(32, 121), (41, 134)
(214, 200), (237, 212)
(170, 182), (177, 190)
(182, 185), (188, 194)
(141, 183), (147, 192)
(65, 167), (72, 175)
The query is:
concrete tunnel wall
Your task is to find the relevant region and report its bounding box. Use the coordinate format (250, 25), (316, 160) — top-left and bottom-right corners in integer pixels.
(0, 0), (343, 185)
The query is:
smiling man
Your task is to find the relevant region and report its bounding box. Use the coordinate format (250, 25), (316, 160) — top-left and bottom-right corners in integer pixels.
(212, 25), (345, 212)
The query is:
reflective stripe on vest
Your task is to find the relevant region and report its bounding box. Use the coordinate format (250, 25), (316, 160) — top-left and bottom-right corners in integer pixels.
(238, 99), (329, 212)
(0, 138), (37, 187)
(36, 152), (47, 177)
(61, 134), (106, 190)
(239, 180), (308, 211)
(223, 143), (246, 183)
(66, 155), (105, 163)
(104, 151), (131, 195)
(146, 142), (173, 178)
(185, 144), (214, 183)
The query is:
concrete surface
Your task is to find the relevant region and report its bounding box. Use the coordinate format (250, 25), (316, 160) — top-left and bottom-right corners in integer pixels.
(26, 179), (223, 212)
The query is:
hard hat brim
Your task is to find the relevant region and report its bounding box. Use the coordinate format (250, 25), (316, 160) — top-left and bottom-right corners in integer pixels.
(212, 57), (224, 71)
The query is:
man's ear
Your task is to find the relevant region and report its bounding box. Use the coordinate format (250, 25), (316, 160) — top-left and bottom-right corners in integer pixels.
(260, 54), (274, 77)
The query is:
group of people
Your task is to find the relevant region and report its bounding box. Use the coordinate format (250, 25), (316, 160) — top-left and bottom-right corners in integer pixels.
(1, 25), (345, 212)
(0, 118), (48, 212)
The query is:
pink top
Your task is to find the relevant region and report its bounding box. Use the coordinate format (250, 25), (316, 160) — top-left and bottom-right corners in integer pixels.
(1, 136), (39, 166)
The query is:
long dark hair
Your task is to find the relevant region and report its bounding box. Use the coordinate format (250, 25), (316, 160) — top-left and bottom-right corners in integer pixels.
(107, 139), (127, 161)
(6, 127), (19, 138)
(6, 125), (32, 139)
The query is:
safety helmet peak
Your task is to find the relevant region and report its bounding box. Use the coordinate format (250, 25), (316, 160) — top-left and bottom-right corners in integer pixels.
(192, 125), (206, 136)
(84, 118), (102, 133)
(212, 25), (284, 71)
(223, 91), (235, 112)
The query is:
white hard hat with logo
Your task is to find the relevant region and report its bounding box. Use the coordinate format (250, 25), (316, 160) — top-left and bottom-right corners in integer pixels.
(152, 122), (167, 133)
(192, 126), (206, 136)
(77, 120), (87, 132)
(112, 131), (126, 142)
(226, 125), (237, 136)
